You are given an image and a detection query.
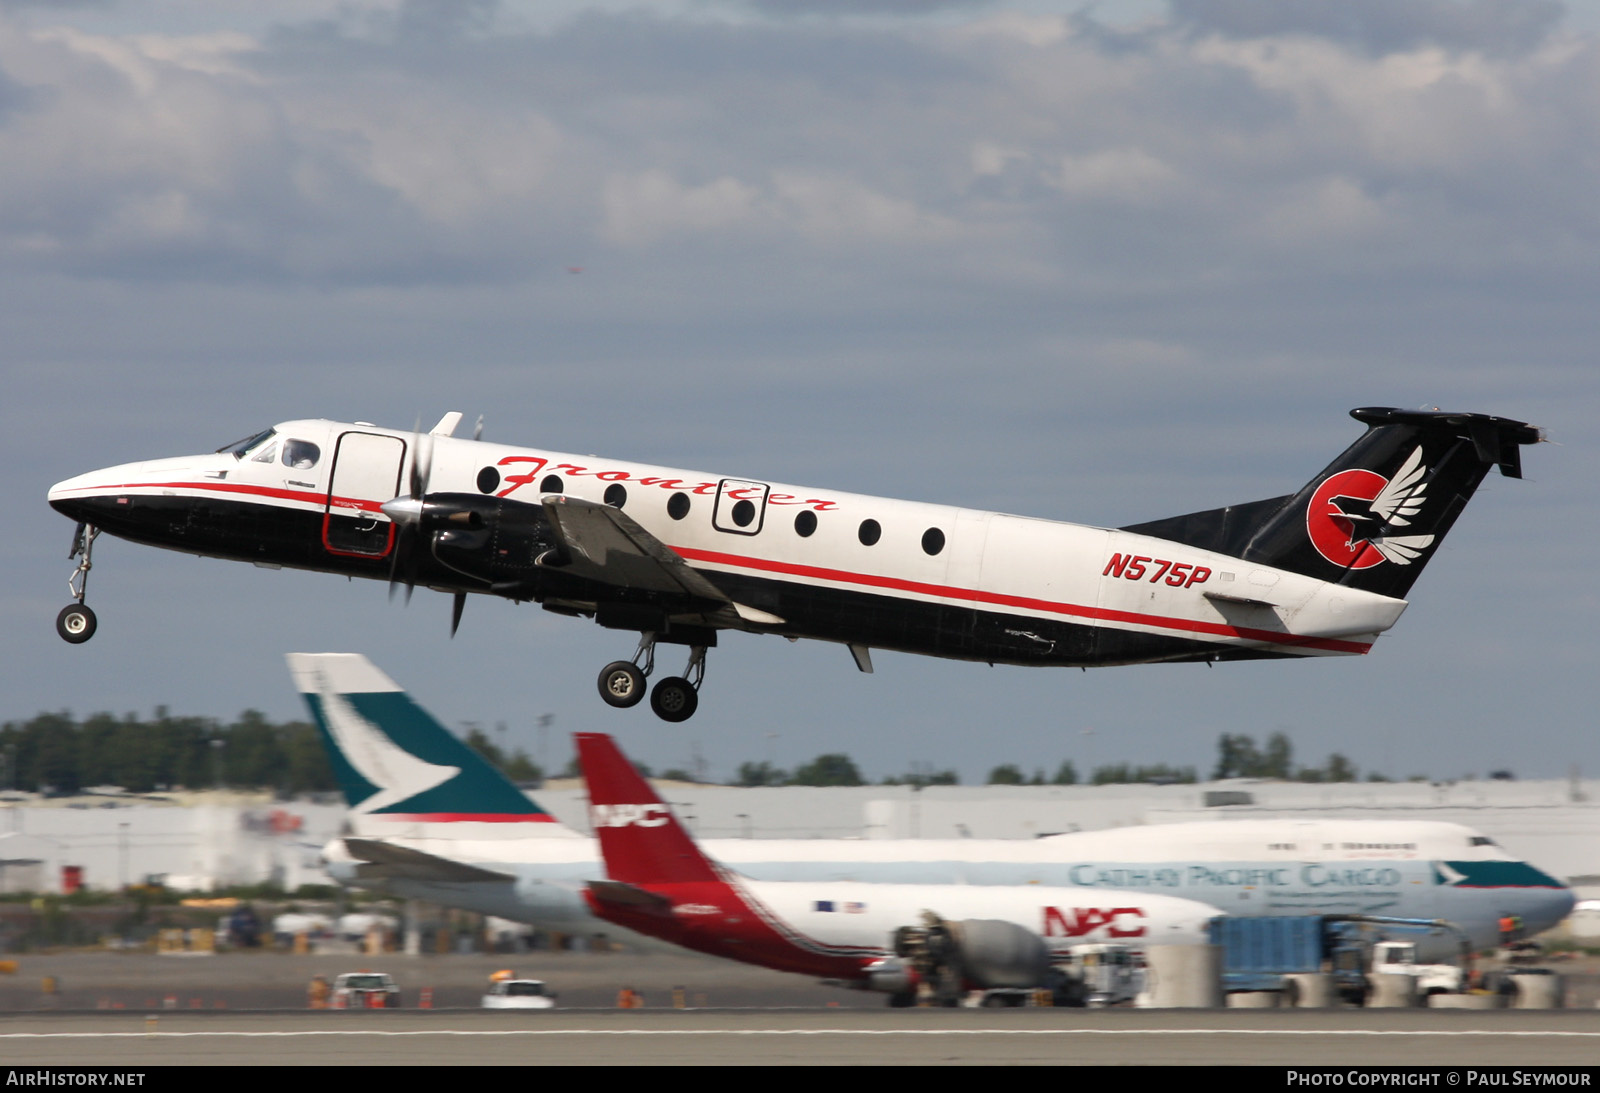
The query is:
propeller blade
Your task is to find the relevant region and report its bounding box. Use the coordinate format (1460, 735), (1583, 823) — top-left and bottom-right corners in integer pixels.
(450, 592), (466, 637)
(387, 533), (419, 603)
(404, 415), (435, 502)
(473, 415), (484, 441)
(408, 442), (432, 501)
(389, 416), (435, 604)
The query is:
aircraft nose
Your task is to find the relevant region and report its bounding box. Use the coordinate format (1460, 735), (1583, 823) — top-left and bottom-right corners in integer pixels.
(47, 470), (118, 523)
(48, 455), (214, 525)
(1532, 877), (1577, 934)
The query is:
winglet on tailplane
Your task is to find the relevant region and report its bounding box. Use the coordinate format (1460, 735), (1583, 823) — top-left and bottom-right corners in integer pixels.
(287, 653), (576, 836)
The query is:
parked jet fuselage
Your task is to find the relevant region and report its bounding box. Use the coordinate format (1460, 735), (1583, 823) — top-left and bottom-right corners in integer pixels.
(296, 654), (1573, 955)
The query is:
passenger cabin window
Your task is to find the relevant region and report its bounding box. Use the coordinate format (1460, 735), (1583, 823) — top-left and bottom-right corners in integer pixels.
(282, 439), (321, 469)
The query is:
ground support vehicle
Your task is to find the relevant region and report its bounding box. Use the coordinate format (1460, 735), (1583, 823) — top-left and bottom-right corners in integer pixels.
(1210, 915), (1472, 1005)
(331, 972), (401, 1009)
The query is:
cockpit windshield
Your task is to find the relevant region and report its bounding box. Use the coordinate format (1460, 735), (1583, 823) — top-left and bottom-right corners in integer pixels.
(218, 428), (277, 460)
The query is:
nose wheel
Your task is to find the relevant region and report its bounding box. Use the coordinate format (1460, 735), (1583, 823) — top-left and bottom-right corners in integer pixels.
(595, 634), (706, 721)
(57, 523), (100, 645)
(57, 603), (97, 644)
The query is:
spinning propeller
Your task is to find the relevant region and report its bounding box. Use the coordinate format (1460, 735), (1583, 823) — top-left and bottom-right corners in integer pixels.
(380, 421), (470, 636)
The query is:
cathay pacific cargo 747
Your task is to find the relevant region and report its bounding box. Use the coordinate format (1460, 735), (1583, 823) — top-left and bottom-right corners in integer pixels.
(295, 653), (1573, 951)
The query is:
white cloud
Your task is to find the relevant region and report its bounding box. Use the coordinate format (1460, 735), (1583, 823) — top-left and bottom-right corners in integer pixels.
(0, 4), (1592, 292)
(601, 169), (759, 245)
(1051, 147), (1180, 203)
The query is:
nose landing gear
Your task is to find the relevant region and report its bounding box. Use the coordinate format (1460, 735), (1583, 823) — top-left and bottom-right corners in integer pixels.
(56, 523), (100, 644)
(594, 633), (707, 722)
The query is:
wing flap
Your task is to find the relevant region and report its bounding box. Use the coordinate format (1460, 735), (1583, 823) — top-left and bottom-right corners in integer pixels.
(539, 495), (731, 603)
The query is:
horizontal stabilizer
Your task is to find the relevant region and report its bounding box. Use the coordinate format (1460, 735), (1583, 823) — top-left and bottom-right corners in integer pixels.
(1350, 407), (1542, 480)
(342, 838), (514, 883)
(586, 879), (674, 915)
(1202, 590), (1279, 609)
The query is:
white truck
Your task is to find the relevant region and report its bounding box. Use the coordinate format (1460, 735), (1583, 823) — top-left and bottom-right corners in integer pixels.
(1369, 939), (1466, 997)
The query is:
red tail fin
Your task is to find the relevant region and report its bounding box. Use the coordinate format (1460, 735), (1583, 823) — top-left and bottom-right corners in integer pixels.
(575, 733), (720, 885)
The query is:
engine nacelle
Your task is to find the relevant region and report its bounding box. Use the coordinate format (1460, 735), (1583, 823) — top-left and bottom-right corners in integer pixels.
(861, 957), (914, 994)
(422, 493), (558, 583)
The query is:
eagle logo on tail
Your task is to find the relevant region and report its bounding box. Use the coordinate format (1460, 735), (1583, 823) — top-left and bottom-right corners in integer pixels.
(1307, 447), (1437, 569)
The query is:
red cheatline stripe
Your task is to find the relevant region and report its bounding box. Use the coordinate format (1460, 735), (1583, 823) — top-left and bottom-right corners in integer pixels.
(58, 479), (382, 513)
(674, 546), (1372, 655)
(67, 479), (1371, 655)
(372, 813), (557, 823)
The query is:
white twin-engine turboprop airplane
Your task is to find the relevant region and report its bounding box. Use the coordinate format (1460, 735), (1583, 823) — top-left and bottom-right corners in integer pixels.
(50, 407), (1541, 721)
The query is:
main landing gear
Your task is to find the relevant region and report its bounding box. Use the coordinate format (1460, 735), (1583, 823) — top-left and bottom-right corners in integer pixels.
(596, 633), (706, 723)
(56, 523), (100, 644)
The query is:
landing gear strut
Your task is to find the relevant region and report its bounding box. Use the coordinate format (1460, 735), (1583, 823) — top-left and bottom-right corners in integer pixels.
(595, 633), (707, 722)
(56, 523), (100, 644)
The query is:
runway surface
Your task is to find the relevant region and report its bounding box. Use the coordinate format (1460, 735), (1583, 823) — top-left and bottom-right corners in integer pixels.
(0, 950), (1594, 1066)
(3, 1009), (1600, 1066)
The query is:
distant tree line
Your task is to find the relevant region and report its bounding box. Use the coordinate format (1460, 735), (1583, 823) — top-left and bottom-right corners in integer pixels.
(460, 728), (543, 785)
(1212, 732), (1359, 783)
(0, 709), (1376, 796)
(0, 709), (334, 796)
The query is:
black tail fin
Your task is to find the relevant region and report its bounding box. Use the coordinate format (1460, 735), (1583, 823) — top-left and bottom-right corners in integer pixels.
(1123, 407), (1543, 600)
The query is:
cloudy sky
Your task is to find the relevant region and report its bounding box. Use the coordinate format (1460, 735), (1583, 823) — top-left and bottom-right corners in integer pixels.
(3, 0), (1596, 788)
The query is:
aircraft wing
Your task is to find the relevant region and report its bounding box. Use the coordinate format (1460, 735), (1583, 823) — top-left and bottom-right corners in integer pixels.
(342, 838), (515, 884)
(540, 496), (784, 626)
